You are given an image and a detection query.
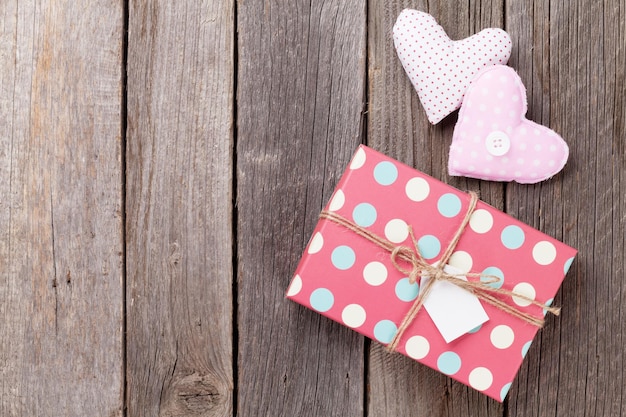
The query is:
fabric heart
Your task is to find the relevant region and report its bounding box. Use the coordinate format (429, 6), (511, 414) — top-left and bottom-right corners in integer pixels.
(393, 9), (512, 124)
(449, 65), (569, 183)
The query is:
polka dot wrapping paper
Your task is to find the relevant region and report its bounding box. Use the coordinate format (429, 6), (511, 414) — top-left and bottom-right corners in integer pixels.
(286, 145), (577, 402)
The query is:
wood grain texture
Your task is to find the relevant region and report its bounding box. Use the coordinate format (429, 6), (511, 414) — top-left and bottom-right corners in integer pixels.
(367, 1), (505, 416)
(505, 1), (626, 415)
(0, 1), (124, 416)
(0, 0), (623, 415)
(236, 1), (366, 416)
(126, 1), (234, 416)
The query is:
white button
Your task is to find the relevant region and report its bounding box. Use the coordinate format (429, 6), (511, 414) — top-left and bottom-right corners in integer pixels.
(485, 131), (511, 156)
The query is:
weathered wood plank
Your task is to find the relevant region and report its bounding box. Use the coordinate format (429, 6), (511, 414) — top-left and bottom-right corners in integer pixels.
(505, 1), (626, 415)
(236, 1), (367, 415)
(367, 1), (505, 416)
(0, 1), (124, 415)
(126, 1), (234, 416)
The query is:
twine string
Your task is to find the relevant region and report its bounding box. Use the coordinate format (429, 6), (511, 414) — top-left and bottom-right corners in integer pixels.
(318, 191), (560, 352)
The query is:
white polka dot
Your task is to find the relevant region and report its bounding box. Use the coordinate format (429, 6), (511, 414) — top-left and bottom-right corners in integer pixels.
(448, 251), (473, 273)
(517, 157), (524, 165)
(470, 209), (493, 234)
(490, 325), (515, 349)
(385, 219), (409, 243)
(350, 147), (366, 169)
(533, 241), (557, 265)
(405, 335), (430, 359)
(533, 159), (540, 166)
(534, 144), (542, 151)
(308, 232), (323, 254)
(512, 95), (519, 102)
(469, 367), (494, 391)
(342, 304), (367, 328)
(328, 189), (345, 211)
(533, 129), (540, 136)
(548, 160), (555, 167)
(405, 177), (430, 202)
(287, 274), (303, 296)
(512, 282), (536, 307)
(363, 261), (388, 286)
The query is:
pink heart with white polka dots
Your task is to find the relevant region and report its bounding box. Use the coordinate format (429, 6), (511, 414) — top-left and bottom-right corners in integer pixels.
(393, 9), (512, 124)
(449, 65), (569, 183)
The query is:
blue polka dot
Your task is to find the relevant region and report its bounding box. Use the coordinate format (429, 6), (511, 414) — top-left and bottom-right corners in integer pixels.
(468, 324), (483, 334)
(352, 203), (377, 227)
(331, 246), (356, 270)
(437, 193), (462, 218)
(543, 298), (554, 316)
(437, 351), (462, 375)
(521, 341), (532, 357)
(500, 383), (512, 401)
(373, 161), (398, 186)
(481, 266), (505, 289)
(501, 225), (525, 249)
(395, 278), (419, 302)
(374, 320), (398, 344)
(417, 235), (441, 259)
(564, 257), (574, 274)
(310, 288), (334, 312)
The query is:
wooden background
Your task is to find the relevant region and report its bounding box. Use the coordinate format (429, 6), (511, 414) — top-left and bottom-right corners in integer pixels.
(1, 0), (624, 416)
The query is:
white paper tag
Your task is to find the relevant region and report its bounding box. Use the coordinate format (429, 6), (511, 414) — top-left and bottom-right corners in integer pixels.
(422, 263), (489, 343)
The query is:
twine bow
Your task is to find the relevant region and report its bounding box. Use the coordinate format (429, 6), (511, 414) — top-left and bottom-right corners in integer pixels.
(319, 191), (560, 352)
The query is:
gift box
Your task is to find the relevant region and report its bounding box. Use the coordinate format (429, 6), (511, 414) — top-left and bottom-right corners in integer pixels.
(286, 145), (577, 401)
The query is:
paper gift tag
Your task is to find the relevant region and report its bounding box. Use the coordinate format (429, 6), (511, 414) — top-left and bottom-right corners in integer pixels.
(422, 263), (489, 343)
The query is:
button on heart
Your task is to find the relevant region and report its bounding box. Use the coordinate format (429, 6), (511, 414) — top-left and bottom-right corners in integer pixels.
(485, 132), (511, 156)
(449, 65), (569, 184)
(393, 9), (512, 124)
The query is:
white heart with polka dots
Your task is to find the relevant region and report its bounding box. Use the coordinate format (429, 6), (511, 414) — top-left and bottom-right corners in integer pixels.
(393, 9), (512, 124)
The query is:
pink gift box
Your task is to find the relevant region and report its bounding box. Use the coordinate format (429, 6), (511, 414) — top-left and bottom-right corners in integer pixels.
(286, 145), (577, 401)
